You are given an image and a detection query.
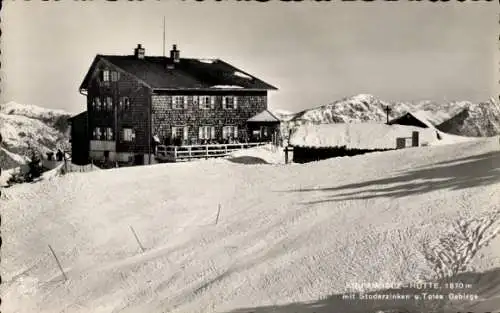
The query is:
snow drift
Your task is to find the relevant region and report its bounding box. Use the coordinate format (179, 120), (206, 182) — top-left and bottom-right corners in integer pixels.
(1, 136), (500, 313)
(226, 144), (285, 164)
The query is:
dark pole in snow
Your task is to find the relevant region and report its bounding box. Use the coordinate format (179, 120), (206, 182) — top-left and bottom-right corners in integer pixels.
(130, 226), (146, 253)
(48, 245), (67, 281)
(215, 204), (221, 225)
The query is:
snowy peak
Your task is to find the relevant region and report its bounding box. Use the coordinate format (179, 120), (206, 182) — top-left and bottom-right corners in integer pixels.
(437, 99), (500, 137)
(0, 101), (72, 169)
(287, 94), (500, 137)
(291, 94), (399, 125)
(1, 101), (71, 126)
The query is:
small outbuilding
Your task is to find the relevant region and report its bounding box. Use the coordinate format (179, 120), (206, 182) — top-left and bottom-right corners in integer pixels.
(289, 122), (437, 163)
(246, 109), (282, 143)
(387, 111), (435, 129)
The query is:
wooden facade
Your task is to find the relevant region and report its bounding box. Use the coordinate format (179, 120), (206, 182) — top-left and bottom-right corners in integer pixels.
(68, 111), (89, 165)
(72, 44), (277, 166)
(151, 90), (267, 145)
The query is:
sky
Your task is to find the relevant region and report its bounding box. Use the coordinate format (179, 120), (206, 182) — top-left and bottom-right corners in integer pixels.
(1, 1), (498, 114)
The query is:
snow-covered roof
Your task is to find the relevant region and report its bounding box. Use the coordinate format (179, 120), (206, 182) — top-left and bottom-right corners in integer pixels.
(210, 85), (244, 89)
(388, 111), (436, 129)
(289, 122), (438, 149)
(247, 109), (282, 123)
(409, 111), (436, 128)
(80, 55), (277, 91)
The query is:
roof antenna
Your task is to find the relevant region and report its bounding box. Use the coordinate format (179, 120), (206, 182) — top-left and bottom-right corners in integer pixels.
(162, 16), (166, 57)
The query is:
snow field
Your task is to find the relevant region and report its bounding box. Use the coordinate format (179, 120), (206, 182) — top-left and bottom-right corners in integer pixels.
(0, 137), (499, 313)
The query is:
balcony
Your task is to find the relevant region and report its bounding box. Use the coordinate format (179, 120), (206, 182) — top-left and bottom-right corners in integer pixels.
(155, 142), (269, 163)
(90, 140), (116, 151)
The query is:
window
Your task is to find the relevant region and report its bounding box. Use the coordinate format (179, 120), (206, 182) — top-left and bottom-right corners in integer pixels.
(92, 127), (113, 140)
(122, 128), (136, 142)
(111, 71), (120, 82)
(102, 70), (110, 82)
(119, 97), (130, 111)
(171, 126), (189, 140)
(92, 127), (102, 140)
(222, 96), (238, 110)
(105, 127), (114, 140)
(105, 97), (113, 111)
(92, 98), (102, 111)
(199, 96), (215, 110)
(222, 126), (238, 140)
(199, 126), (216, 140)
(172, 96), (187, 109)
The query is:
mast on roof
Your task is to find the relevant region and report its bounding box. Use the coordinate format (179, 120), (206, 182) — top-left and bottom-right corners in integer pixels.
(163, 16), (166, 57)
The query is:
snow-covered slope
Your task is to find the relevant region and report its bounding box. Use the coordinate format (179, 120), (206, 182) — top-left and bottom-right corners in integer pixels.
(288, 94), (500, 138)
(0, 101), (71, 169)
(0, 147), (29, 170)
(1, 137), (500, 313)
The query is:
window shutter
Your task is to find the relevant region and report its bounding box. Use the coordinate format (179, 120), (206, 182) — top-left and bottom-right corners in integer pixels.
(234, 126), (238, 139)
(172, 97), (177, 106)
(183, 96), (188, 109)
(199, 127), (203, 139)
(210, 96), (215, 109)
(222, 97), (226, 109)
(183, 126), (189, 140)
(234, 97), (238, 109)
(172, 127), (177, 138)
(211, 126), (215, 139)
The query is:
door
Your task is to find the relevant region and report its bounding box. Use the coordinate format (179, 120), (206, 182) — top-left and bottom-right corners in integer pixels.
(134, 154), (144, 165)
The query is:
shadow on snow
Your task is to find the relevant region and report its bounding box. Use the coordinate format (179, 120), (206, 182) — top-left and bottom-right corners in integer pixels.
(282, 151), (500, 204)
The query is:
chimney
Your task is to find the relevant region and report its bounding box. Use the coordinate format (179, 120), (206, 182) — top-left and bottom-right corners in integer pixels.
(170, 44), (180, 63)
(134, 44), (145, 59)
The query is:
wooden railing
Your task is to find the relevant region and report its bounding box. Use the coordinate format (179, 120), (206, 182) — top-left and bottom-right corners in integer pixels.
(156, 142), (269, 162)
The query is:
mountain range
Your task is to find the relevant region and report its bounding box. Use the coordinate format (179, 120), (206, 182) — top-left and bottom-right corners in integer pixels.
(278, 94), (500, 137)
(1, 94), (499, 170)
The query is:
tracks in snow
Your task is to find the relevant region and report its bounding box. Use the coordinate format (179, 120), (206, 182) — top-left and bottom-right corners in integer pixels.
(422, 209), (500, 279)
